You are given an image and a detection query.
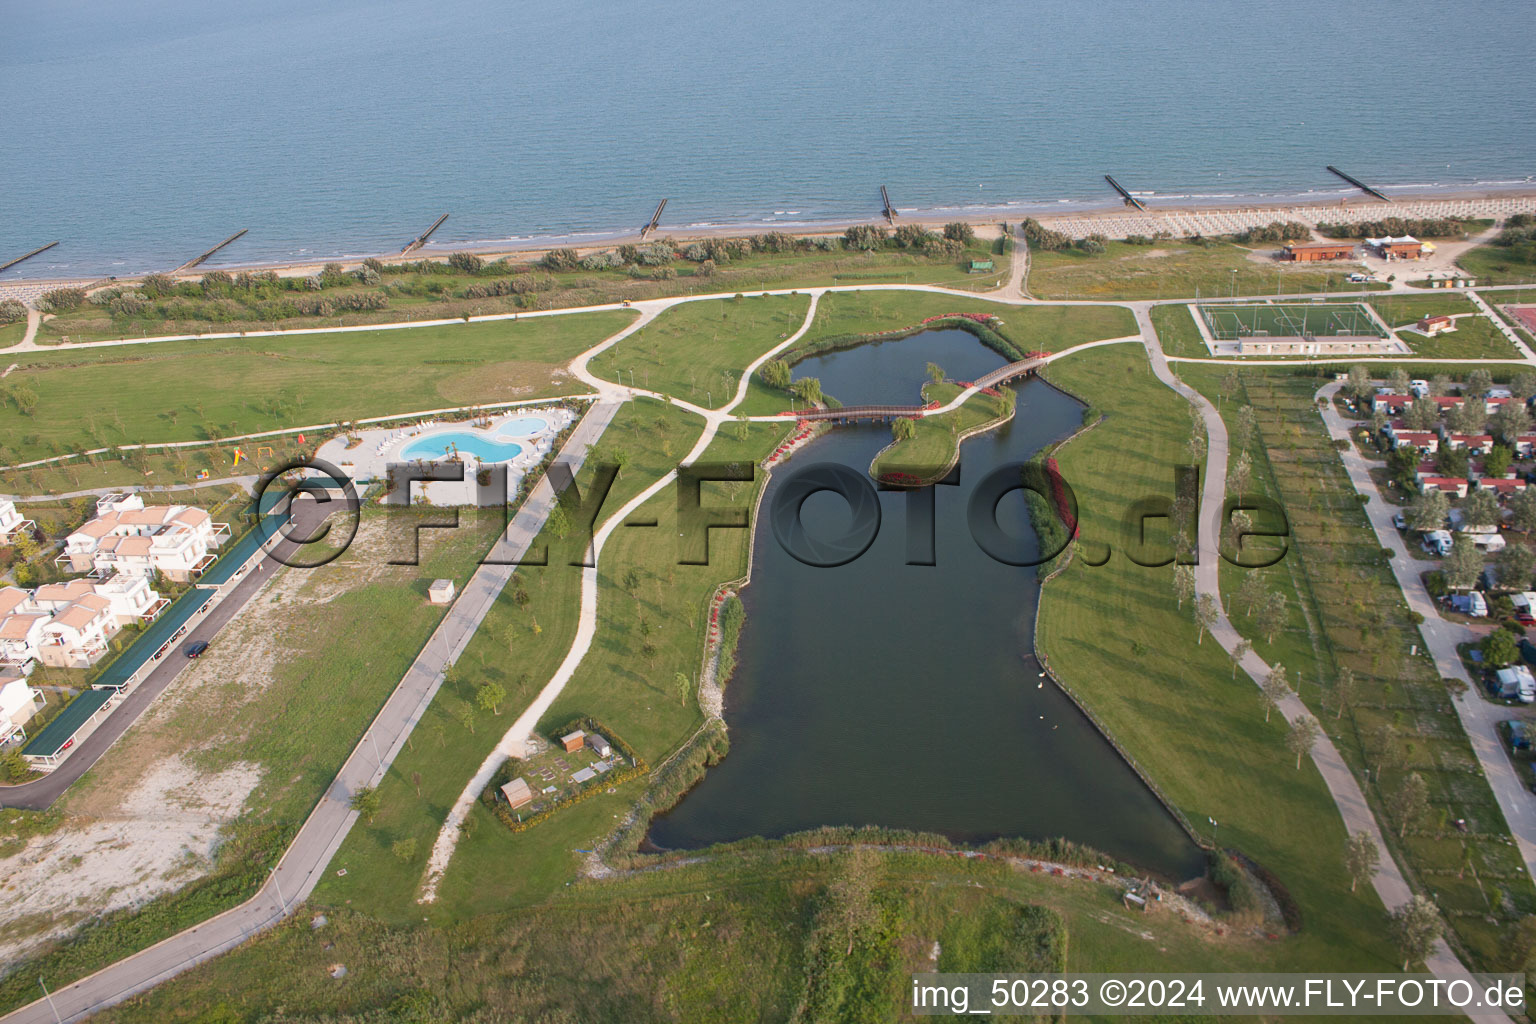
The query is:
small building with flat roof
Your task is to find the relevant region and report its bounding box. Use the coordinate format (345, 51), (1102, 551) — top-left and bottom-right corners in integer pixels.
(1281, 241), (1356, 262)
(587, 733), (613, 758)
(428, 579), (456, 605)
(560, 729), (586, 753)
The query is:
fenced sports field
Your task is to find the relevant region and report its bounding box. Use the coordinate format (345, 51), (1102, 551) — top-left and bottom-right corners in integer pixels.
(1197, 302), (1386, 341)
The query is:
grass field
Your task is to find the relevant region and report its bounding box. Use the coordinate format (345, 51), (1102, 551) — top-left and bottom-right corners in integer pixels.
(0, 312), (633, 465)
(1369, 293), (1479, 324)
(1397, 314), (1522, 359)
(1026, 240), (1387, 301)
(588, 293), (811, 407)
(1036, 344), (1406, 972)
(0, 321), (25, 348)
(0, 508), (509, 1016)
(1151, 303), (1210, 358)
(1178, 363), (1536, 967)
(798, 290), (1136, 354)
(869, 382), (1010, 481)
(34, 238), (1009, 345)
(1456, 243), (1536, 287)
(93, 845), (1297, 1024)
(313, 397), (709, 922)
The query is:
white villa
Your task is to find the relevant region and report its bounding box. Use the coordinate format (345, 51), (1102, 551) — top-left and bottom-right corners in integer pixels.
(0, 500), (35, 545)
(59, 493), (229, 582)
(0, 576), (167, 672)
(0, 676), (45, 747)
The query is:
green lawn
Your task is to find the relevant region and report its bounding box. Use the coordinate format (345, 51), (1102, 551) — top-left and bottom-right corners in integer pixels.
(1369, 293), (1479, 324)
(1036, 344), (1405, 972)
(1150, 302), (1210, 358)
(1026, 240), (1386, 301)
(1456, 243), (1536, 287)
(1178, 363), (1536, 967)
(588, 293), (811, 408)
(0, 508), (509, 1016)
(0, 312), (634, 464)
(315, 397), (709, 922)
(798, 290), (1136, 354)
(0, 321), (25, 348)
(1398, 314), (1521, 359)
(869, 382), (1009, 482)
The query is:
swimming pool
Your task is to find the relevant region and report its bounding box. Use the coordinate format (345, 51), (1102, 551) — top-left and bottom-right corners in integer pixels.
(401, 432), (524, 463)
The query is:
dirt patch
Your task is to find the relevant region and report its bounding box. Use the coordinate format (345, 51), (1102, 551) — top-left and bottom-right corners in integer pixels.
(0, 756), (261, 964)
(433, 360), (575, 403)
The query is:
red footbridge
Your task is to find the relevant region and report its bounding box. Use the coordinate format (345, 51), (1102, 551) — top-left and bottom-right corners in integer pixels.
(781, 352), (1051, 422)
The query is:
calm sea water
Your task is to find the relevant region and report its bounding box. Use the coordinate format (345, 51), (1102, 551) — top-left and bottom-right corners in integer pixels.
(648, 331), (1204, 879)
(3, 0), (1533, 278)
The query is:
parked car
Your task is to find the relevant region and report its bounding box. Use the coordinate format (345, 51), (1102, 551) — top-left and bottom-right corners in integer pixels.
(184, 640), (210, 659)
(1513, 592), (1536, 625)
(1393, 511), (1408, 530)
(1410, 379), (1431, 398)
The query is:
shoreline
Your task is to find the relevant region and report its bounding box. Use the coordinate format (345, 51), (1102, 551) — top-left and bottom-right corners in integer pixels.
(5, 182), (1536, 289)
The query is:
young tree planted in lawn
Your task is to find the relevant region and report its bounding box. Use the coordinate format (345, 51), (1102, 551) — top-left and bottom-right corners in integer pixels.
(1345, 832), (1379, 893)
(1173, 563), (1195, 610)
(1390, 896), (1442, 970)
(1261, 664), (1290, 723)
(1286, 716), (1319, 769)
(1256, 590), (1288, 643)
(1237, 571), (1266, 615)
(926, 362), (945, 385)
(674, 671), (692, 707)
(1234, 405), (1256, 451)
(477, 681), (506, 715)
(1229, 637), (1252, 679)
(1390, 772), (1430, 837)
(1328, 666), (1357, 720)
(891, 417), (916, 442)
(350, 786), (382, 824)
(1195, 593), (1218, 644)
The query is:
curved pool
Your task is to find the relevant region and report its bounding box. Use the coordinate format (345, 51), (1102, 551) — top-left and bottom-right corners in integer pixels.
(401, 431), (524, 463)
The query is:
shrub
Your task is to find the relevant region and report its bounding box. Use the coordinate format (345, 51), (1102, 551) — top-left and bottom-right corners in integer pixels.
(942, 221), (975, 245)
(842, 224), (887, 251)
(1021, 218), (1070, 251)
(0, 299), (27, 323)
(108, 293), (150, 318)
(37, 287), (86, 312)
(540, 248), (580, 272)
(138, 273), (177, 299)
(446, 251), (483, 274)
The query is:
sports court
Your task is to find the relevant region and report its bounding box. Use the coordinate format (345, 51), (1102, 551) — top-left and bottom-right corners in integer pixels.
(1197, 302), (1387, 341)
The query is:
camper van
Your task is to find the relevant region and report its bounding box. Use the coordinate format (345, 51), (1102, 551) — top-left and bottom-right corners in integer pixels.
(1423, 530), (1454, 556)
(1492, 665), (1536, 703)
(1449, 592), (1489, 618)
(1512, 592), (1536, 625)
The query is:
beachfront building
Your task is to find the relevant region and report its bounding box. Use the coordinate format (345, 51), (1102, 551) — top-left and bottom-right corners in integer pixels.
(0, 500), (35, 545)
(1280, 241), (1356, 262)
(59, 494), (229, 582)
(0, 677), (44, 747)
(1366, 235), (1428, 260)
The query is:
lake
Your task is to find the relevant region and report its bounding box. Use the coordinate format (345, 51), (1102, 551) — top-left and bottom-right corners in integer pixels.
(647, 330), (1205, 880)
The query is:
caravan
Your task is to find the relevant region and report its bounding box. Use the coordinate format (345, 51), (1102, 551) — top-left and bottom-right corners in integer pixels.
(1422, 530), (1454, 556)
(1492, 665), (1536, 703)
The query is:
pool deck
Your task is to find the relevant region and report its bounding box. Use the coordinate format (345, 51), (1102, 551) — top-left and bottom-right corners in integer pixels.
(316, 406), (578, 505)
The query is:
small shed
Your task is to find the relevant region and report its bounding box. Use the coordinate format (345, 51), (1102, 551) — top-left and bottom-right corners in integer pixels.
(500, 776), (534, 809)
(428, 579), (456, 604)
(560, 729), (586, 753)
(1418, 314), (1454, 336)
(968, 259), (995, 274)
(587, 733), (613, 758)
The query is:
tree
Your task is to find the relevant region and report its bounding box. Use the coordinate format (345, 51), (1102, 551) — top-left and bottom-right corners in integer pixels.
(1229, 637), (1252, 679)
(1220, 368), (1240, 402)
(926, 362), (945, 385)
(942, 221), (975, 245)
(1511, 369), (1536, 402)
(1482, 628), (1520, 668)
(1389, 367), (1411, 394)
(1328, 666), (1357, 720)
(1408, 489), (1450, 532)
(674, 671), (692, 707)
(391, 837), (419, 862)
(1256, 589), (1287, 643)
(1494, 403), (1532, 443)
(477, 681), (506, 715)
(891, 417), (916, 442)
(759, 359), (792, 390)
(1390, 772), (1429, 837)
(826, 848), (883, 955)
(1390, 896), (1442, 970)
(1194, 593), (1218, 644)
(1443, 536), (1484, 591)
(1229, 450), (1252, 497)
(1496, 542), (1536, 589)
(1343, 832), (1380, 895)
(1483, 443), (1514, 479)
(1435, 443), (1469, 480)
(1173, 563), (1195, 609)
(1261, 664), (1290, 722)
(1287, 716), (1320, 768)
(350, 786), (381, 823)
(792, 377), (823, 406)
(1233, 406), (1257, 451)
(1448, 400), (1486, 436)
(1429, 374), (1452, 397)
(1237, 571), (1266, 615)
(546, 501), (572, 539)
(1468, 368), (1494, 396)
(1404, 399), (1439, 431)
(1510, 487), (1536, 533)
(1345, 364), (1373, 400)
(455, 702), (477, 735)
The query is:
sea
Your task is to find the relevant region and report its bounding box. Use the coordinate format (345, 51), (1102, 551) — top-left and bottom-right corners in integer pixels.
(2, 0), (1533, 279)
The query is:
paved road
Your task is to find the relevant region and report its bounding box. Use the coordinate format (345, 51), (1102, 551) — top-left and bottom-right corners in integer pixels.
(1138, 306), (1509, 1020)
(0, 499), (330, 811)
(0, 402), (620, 1024)
(1314, 380), (1536, 878)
